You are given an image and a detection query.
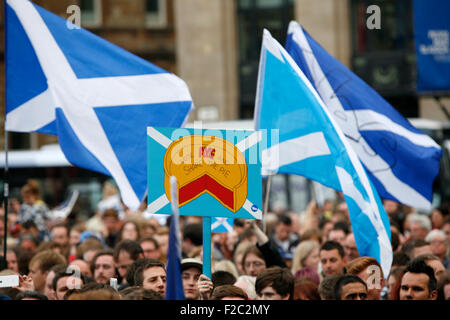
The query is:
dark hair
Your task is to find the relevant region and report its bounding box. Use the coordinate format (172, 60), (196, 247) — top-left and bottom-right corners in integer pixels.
(126, 258), (155, 286)
(118, 220), (141, 241)
(113, 240), (144, 262)
(102, 209), (119, 220)
(276, 214), (292, 226)
(318, 274), (341, 300)
(52, 269), (86, 291)
(393, 252), (410, 267)
(139, 237), (159, 249)
(391, 231), (400, 252)
(182, 223), (203, 246)
(412, 239), (429, 248)
(255, 266), (294, 299)
(134, 259), (166, 286)
(120, 287), (164, 300)
(320, 241), (345, 258)
(15, 290), (48, 300)
(21, 220), (39, 230)
(211, 270), (236, 287)
(333, 275), (367, 300)
(332, 221), (349, 235)
(404, 259), (437, 293)
(210, 285), (248, 300)
(437, 271), (450, 300)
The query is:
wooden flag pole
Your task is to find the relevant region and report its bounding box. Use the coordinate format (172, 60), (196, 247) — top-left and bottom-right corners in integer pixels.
(202, 216), (212, 278)
(262, 174), (273, 234)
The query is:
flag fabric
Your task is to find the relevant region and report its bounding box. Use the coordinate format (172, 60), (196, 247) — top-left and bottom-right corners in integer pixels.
(285, 21), (442, 210)
(211, 217), (234, 233)
(5, 0), (193, 211)
(254, 29), (392, 277)
(165, 176), (185, 300)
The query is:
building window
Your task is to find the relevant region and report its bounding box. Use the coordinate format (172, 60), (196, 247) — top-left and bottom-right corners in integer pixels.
(80, 0), (102, 27)
(237, 0), (294, 118)
(145, 0), (167, 28)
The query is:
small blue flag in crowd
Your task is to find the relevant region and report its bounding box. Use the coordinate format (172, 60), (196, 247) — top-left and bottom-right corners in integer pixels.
(285, 21), (442, 210)
(5, 0), (193, 211)
(211, 217), (234, 233)
(254, 29), (392, 277)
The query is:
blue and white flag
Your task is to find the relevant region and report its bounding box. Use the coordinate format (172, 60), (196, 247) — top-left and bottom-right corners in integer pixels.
(165, 176), (185, 300)
(285, 21), (442, 210)
(255, 29), (392, 277)
(5, 0), (193, 211)
(211, 218), (234, 233)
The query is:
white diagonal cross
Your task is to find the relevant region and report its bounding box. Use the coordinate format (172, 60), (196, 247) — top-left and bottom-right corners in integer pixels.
(7, 0), (191, 210)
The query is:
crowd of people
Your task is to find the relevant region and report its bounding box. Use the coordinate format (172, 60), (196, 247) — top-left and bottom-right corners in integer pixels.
(0, 178), (449, 301)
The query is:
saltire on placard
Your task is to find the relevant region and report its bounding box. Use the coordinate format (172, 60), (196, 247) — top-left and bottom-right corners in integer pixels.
(285, 21), (442, 210)
(211, 217), (234, 233)
(5, 0), (193, 211)
(255, 29), (392, 277)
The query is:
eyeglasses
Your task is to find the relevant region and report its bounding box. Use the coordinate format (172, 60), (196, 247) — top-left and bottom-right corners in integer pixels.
(244, 261), (265, 268)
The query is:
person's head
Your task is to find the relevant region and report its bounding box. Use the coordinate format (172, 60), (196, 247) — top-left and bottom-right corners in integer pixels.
(346, 257), (384, 300)
(69, 224), (85, 247)
(233, 241), (253, 275)
(318, 274), (341, 300)
(154, 227), (169, 258)
(408, 214), (432, 241)
(20, 179), (41, 205)
(210, 285), (248, 300)
(234, 275), (257, 300)
(119, 220), (140, 242)
(19, 234), (40, 253)
(413, 254), (446, 279)
(412, 239), (432, 258)
(28, 250), (67, 293)
(139, 237), (161, 260)
(52, 270), (85, 300)
(91, 250), (117, 284)
(392, 251), (410, 268)
(134, 259), (166, 296)
(293, 277), (321, 300)
(437, 271), (450, 300)
(242, 245), (266, 277)
(76, 237), (104, 263)
(44, 264), (67, 300)
(15, 291), (48, 300)
(400, 259), (438, 300)
(20, 220), (40, 239)
(425, 229), (447, 260)
(6, 249), (19, 273)
(319, 220), (334, 243)
(334, 275), (368, 300)
(442, 217), (450, 242)
(113, 240), (144, 280)
(102, 209), (120, 234)
(292, 240), (320, 275)
(344, 233), (360, 262)
(274, 214), (292, 242)
(182, 223), (203, 256)
(67, 283), (120, 300)
(69, 259), (92, 278)
(212, 259), (239, 280)
(255, 267), (294, 300)
(387, 266), (406, 300)
(50, 223), (70, 247)
(120, 287), (164, 300)
(383, 200), (399, 216)
(319, 241), (346, 276)
(327, 223), (348, 246)
(181, 258), (202, 300)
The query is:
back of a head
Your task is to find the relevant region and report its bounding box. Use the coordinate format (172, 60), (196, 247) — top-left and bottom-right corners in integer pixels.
(210, 285), (248, 300)
(15, 290), (49, 300)
(346, 256), (384, 279)
(29, 249), (67, 273)
(182, 223), (203, 246)
(121, 287), (164, 300)
(212, 259), (239, 279)
(234, 275), (257, 300)
(318, 275), (341, 300)
(212, 270), (237, 287)
(68, 289), (121, 300)
(255, 266), (294, 300)
(293, 277), (321, 300)
(113, 239), (144, 261)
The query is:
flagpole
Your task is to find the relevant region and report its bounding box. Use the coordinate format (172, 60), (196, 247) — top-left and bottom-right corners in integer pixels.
(2, 0), (9, 271)
(262, 174), (272, 234)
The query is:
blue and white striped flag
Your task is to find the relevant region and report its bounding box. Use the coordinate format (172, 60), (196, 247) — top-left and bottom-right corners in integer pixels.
(255, 29), (392, 277)
(5, 0), (193, 211)
(286, 21), (442, 210)
(211, 218), (234, 233)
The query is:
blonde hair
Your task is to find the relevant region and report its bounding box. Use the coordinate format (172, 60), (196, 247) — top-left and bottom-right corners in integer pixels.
(291, 240), (320, 274)
(213, 259), (240, 279)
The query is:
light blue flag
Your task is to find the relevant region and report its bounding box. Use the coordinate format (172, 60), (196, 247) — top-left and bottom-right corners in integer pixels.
(286, 21), (442, 210)
(254, 29), (392, 277)
(211, 217), (234, 233)
(5, 0), (193, 211)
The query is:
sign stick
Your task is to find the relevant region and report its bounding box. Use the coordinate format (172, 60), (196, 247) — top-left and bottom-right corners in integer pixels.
(202, 216), (212, 278)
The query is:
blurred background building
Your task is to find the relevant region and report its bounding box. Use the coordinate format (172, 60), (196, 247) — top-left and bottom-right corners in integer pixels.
(1, 0), (449, 213)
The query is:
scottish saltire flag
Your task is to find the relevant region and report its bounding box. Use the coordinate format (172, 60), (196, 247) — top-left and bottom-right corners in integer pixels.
(286, 21), (442, 210)
(254, 29), (392, 276)
(165, 177), (185, 300)
(5, 0), (193, 211)
(211, 218), (234, 233)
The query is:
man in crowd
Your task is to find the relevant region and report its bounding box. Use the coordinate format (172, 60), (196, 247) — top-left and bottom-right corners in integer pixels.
(334, 275), (368, 300)
(181, 258), (202, 300)
(319, 241), (346, 277)
(113, 240), (144, 287)
(255, 266), (294, 300)
(91, 250), (117, 285)
(28, 250), (67, 293)
(139, 237), (162, 260)
(399, 260), (438, 300)
(346, 256), (384, 300)
(134, 259), (166, 297)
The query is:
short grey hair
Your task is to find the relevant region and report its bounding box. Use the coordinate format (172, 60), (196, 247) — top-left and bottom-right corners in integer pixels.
(425, 229), (446, 243)
(409, 214), (432, 231)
